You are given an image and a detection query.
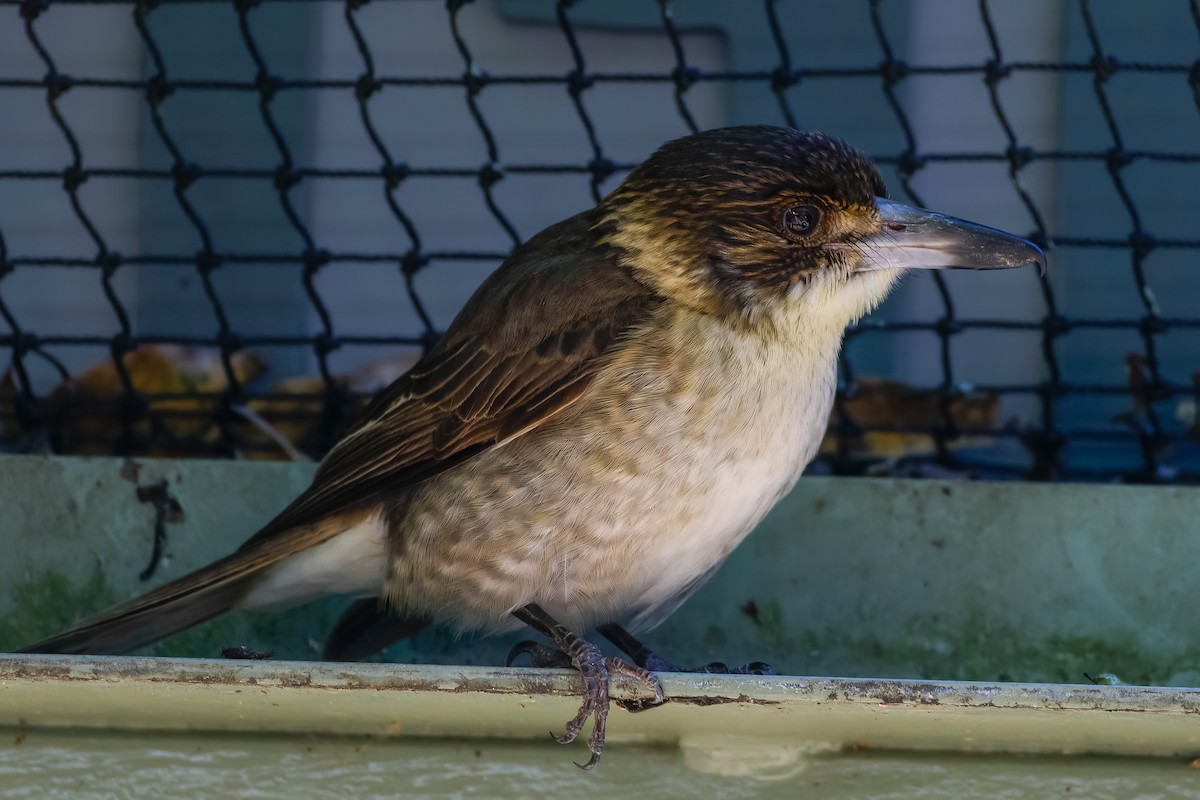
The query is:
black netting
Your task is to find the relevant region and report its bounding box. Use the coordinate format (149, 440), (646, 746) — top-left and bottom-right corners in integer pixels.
(0, 0), (1197, 483)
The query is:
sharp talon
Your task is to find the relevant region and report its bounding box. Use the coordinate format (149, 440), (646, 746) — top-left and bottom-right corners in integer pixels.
(740, 661), (774, 675)
(575, 751), (601, 771)
(507, 640), (573, 669)
(507, 640), (538, 667)
(701, 661), (730, 674)
(554, 724), (583, 746)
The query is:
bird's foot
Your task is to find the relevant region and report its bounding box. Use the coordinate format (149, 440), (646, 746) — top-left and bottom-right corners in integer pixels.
(554, 637), (661, 769)
(606, 656), (665, 714)
(509, 639), (664, 718)
(511, 604), (662, 769)
(598, 623), (774, 675)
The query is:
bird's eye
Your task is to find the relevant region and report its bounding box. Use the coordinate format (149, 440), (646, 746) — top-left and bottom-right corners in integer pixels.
(782, 205), (821, 238)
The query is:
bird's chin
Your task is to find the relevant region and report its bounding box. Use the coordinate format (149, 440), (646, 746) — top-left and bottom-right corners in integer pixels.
(787, 266), (903, 327)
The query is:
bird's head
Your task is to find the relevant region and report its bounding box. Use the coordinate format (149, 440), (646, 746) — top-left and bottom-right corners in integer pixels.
(599, 126), (1044, 329)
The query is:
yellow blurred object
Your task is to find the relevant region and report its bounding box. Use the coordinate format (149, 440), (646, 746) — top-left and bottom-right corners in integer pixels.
(230, 373), (331, 461)
(44, 345), (266, 454)
(1116, 354), (1196, 440)
(821, 378), (1000, 460)
(1123, 353), (1155, 414)
(229, 348), (421, 461)
(1177, 372), (1199, 438)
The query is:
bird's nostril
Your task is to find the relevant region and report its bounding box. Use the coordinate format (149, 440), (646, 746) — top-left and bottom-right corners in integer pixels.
(885, 222), (908, 232)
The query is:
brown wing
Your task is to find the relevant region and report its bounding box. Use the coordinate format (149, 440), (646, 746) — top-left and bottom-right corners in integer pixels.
(240, 210), (656, 549)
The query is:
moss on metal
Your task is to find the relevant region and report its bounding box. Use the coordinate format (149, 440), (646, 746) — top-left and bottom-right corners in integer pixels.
(0, 569), (117, 653)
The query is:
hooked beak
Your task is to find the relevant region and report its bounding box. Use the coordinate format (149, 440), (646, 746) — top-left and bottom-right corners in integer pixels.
(838, 197), (1047, 274)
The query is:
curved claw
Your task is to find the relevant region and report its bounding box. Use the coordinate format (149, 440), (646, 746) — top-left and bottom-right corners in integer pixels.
(738, 661), (775, 676)
(508, 640), (573, 669)
(507, 640), (540, 668)
(575, 751), (602, 771)
(551, 729), (578, 745)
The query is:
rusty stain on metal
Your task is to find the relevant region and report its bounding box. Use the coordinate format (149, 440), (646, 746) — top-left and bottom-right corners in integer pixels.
(132, 479), (185, 581)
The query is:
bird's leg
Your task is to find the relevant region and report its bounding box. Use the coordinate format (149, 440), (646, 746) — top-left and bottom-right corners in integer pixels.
(511, 603), (662, 770)
(598, 623), (775, 676)
(596, 623), (684, 672)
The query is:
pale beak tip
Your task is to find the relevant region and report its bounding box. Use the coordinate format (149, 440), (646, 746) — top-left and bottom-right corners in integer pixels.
(1015, 237), (1048, 277)
(1031, 243), (1049, 277)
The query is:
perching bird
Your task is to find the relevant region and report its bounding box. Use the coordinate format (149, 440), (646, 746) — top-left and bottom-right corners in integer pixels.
(21, 126), (1044, 768)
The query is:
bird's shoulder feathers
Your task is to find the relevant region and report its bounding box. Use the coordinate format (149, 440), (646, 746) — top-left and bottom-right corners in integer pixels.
(240, 209), (659, 549)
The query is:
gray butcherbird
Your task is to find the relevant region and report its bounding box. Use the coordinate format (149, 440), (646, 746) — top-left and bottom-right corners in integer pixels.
(22, 126), (1044, 768)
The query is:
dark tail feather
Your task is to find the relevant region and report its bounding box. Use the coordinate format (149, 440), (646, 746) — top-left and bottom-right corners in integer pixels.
(19, 553), (262, 656)
(323, 596), (426, 662)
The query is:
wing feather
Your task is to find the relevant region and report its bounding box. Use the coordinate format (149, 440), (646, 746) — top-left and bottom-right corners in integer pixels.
(239, 210), (655, 552)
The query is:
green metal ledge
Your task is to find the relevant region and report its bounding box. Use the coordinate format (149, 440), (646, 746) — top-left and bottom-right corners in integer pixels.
(2, 454), (1200, 769)
(3, 655), (1199, 761)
